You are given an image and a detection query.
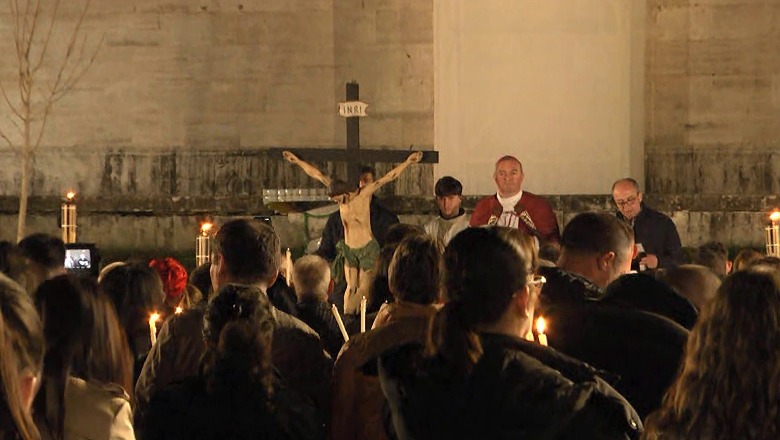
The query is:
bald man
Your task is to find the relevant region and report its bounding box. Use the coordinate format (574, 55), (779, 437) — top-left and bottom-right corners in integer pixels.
(612, 178), (684, 270)
(470, 155), (560, 246)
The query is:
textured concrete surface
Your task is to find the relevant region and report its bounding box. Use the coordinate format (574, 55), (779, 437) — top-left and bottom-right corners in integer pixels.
(0, 0), (776, 256)
(646, 0), (780, 194)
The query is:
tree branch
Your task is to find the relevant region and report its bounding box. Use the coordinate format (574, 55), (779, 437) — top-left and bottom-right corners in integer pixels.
(31, 0), (61, 73)
(0, 127), (15, 148)
(0, 82), (24, 121)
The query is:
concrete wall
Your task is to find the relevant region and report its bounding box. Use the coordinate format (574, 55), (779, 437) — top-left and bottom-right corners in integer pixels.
(0, 0), (434, 252)
(434, 0), (646, 195)
(646, 0), (780, 195)
(0, 0), (433, 190)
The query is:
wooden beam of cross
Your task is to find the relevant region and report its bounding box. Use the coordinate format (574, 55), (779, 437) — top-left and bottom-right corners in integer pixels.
(267, 81), (439, 185)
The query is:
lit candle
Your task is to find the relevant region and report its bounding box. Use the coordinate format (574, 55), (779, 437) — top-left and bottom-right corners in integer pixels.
(196, 222), (213, 266)
(767, 211), (780, 257)
(175, 307), (183, 315)
(285, 248), (292, 286)
(535, 317), (548, 347)
(360, 296), (367, 333)
(331, 304), (349, 342)
(149, 312), (160, 346)
(61, 191), (77, 244)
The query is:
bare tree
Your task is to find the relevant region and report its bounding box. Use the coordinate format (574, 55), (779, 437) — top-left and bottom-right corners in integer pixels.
(0, 0), (102, 241)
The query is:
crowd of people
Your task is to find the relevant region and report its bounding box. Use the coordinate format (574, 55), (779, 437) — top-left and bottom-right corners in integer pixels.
(0, 154), (779, 439)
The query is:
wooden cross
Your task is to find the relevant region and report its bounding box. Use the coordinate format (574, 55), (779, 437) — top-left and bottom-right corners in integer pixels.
(268, 81), (438, 186)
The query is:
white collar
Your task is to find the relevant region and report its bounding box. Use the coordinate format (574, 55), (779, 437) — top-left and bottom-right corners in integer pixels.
(496, 191), (523, 211)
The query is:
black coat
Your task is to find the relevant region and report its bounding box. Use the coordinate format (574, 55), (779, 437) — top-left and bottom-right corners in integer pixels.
(602, 273), (698, 330)
(538, 266), (604, 313)
(543, 302), (689, 420)
(379, 333), (642, 440)
(617, 204), (685, 270)
(295, 298), (345, 359)
(145, 373), (323, 440)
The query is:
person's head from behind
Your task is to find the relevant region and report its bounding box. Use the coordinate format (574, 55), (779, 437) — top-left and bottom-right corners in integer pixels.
(388, 235), (440, 305)
(359, 165), (375, 188)
(434, 176), (463, 219)
(732, 248), (762, 272)
(292, 255), (331, 302)
(17, 233), (66, 282)
(429, 227), (536, 374)
(493, 156), (524, 198)
(646, 269), (780, 439)
(148, 257), (189, 309)
(0, 242), (41, 295)
(189, 262), (213, 302)
(34, 276), (133, 437)
(203, 284), (275, 400)
(611, 178), (643, 221)
(748, 256), (780, 273)
(558, 212), (635, 288)
(210, 220), (280, 293)
(368, 224), (426, 311)
(694, 241), (731, 277)
(656, 264), (721, 312)
(0, 273), (44, 440)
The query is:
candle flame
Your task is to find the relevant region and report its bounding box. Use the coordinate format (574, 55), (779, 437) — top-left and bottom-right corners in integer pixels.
(200, 222), (213, 235)
(66, 191), (76, 201)
(771, 211), (780, 223)
(535, 317), (547, 335)
(150, 312), (160, 323)
(175, 307), (183, 314)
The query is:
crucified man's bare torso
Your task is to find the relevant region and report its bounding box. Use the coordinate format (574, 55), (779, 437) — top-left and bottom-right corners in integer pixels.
(283, 150), (422, 313)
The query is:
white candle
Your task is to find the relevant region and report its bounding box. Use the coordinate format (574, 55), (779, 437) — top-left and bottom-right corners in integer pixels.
(196, 222), (213, 266)
(331, 304), (349, 342)
(360, 296), (367, 333)
(61, 192), (77, 244)
(149, 312), (160, 346)
(535, 317), (548, 347)
(767, 212), (780, 256)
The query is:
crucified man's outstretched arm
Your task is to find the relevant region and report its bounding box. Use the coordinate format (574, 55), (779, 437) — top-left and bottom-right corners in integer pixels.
(361, 151), (423, 197)
(283, 151), (332, 188)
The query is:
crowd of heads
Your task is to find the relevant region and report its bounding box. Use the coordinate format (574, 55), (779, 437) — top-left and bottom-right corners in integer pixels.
(1, 204), (780, 439)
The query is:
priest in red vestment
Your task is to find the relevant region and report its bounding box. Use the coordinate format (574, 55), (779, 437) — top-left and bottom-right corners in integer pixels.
(470, 155), (561, 247)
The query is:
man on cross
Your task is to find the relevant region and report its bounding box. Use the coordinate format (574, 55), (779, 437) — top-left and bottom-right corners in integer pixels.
(283, 150), (423, 314)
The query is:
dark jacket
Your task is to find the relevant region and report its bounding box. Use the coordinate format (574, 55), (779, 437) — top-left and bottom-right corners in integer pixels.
(617, 204), (685, 270)
(134, 298), (332, 438)
(538, 266), (604, 313)
(145, 373), (323, 440)
(268, 276), (298, 317)
(295, 297), (345, 359)
(315, 198), (399, 262)
(602, 273), (698, 330)
(543, 302), (689, 420)
(379, 332), (642, 440)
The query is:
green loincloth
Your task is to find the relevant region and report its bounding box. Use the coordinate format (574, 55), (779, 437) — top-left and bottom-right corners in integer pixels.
(332, 239), (381, 283)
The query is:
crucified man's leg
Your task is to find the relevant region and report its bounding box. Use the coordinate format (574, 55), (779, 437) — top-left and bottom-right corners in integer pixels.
(343, 264), (360, 314)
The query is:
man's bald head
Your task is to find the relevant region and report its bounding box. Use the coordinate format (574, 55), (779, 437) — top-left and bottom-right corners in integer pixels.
(493, 155), (524, 198)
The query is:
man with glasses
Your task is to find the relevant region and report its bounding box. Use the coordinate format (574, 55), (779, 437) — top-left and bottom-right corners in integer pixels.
(612, 178), (684, 270)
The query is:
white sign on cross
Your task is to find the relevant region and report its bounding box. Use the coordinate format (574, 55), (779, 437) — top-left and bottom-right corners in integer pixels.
(337, 101), (368, 118)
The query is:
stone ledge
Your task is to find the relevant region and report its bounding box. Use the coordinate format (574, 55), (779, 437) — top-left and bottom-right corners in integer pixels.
(2, 194), (779, 216)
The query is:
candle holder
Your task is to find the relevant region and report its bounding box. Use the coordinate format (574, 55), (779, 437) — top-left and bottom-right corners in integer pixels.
(196, 222), (214, 267)
(766, 211), (780, 257)
(61, 191), (77, 244)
